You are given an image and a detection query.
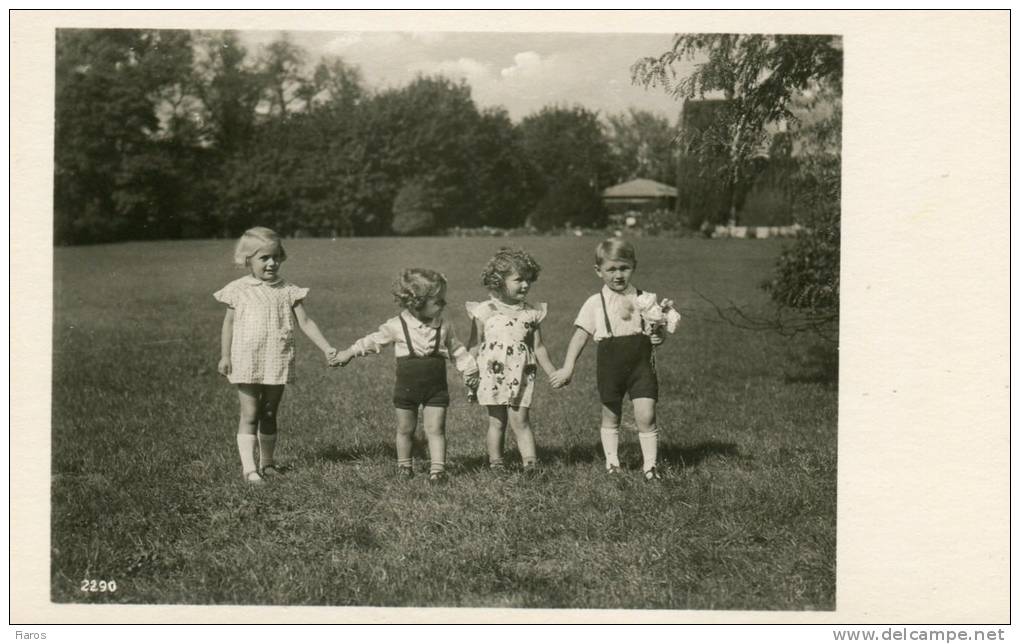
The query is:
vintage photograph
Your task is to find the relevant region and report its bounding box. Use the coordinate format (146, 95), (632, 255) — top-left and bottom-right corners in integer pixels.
(47, 26), (843, 610)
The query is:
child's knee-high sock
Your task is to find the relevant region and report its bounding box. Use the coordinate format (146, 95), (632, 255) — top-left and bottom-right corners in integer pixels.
(427, 432), (446, 474)
(258, 432), (277, 468)
(237, 434), (258, 474)
(600, 426), (621, 469)
(638, 428), (658, 472)
(396, 431), (413, 468)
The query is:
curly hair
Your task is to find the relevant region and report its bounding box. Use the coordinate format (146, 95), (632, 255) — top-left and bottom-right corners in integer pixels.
(234, 226), (287, 267)
(392, 268), (447, 311)
(480, 247), (541, 294)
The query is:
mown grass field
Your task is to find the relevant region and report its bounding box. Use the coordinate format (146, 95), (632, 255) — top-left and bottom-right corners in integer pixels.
(52, 236), (837, 610)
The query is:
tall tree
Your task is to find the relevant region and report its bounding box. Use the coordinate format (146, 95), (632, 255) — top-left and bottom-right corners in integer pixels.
(257, 33), (309, 117)
(634, 34), (842, 341)
(192, 30), (263, 154)
(518, 105), (615, 228)
(632, 34), (842, 226)
(54, 28), (195, 243)
(606, 108), (679, 185)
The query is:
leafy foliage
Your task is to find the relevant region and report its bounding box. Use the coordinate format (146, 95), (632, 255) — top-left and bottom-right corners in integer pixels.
(635, 34), (842, 341)
(391, 179), (438, 235)
(633, 34), (842, 226)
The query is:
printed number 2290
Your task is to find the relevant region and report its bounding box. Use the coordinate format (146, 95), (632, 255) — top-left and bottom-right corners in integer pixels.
(80, 579), (117, 592)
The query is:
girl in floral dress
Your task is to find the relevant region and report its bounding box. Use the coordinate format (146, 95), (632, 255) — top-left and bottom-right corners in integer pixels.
(467, 248), (557, 472)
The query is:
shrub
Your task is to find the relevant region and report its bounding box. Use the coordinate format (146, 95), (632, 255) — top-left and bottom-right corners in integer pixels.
(391, 180), (437, 235)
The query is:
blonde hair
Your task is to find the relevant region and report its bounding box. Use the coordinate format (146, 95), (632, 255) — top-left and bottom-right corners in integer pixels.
(234, 227), (287, 267)
(392, 268), (447, 312)
(595, 238), (637, 268)
(480, 247), (541, 294)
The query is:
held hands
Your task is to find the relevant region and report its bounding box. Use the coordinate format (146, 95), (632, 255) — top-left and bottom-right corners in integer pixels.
(217, 357), (231, 378)
(548, 368), (572, 389)
(464, 371), (480, 390)
(328, 348), (354, 368)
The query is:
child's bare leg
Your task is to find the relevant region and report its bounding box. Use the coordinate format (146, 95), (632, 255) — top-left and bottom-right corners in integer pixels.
(486, 406), (508, 467)
(395, 408), (418, 470)
(236, 385), (261, 478)
(422, 406), (447, 474)
(600, 401), (623, 470)
(508, 406), (537, 467)
(257, 385), (285, 471)
(632, 397), (658, 473)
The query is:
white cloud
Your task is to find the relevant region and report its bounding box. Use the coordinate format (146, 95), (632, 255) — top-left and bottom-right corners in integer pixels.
(500, 51), (544, 79)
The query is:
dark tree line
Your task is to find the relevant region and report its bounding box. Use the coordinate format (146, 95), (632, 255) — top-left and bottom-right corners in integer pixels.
(55, 29), (680, 245)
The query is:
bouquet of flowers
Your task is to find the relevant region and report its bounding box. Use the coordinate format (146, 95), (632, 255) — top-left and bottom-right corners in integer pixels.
(635, 292), (682, 335)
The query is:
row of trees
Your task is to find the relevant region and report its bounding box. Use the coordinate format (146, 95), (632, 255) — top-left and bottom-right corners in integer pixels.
(55, 29), (681, 244)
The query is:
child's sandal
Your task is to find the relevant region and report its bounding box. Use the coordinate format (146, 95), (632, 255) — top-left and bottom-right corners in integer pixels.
(397, 465), (414, 479)
(428, 471), (448, 485)
(244, 470), (265, 485)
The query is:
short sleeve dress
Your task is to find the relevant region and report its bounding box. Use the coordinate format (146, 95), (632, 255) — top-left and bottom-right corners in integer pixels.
(214, 276), (309, 385)
(467, 298), (548, 408)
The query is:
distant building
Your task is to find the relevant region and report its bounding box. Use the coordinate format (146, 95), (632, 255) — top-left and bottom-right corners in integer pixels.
(601, 178), (678, 216)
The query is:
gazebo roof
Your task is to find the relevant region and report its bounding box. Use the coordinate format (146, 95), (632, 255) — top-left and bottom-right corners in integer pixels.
(602, 178), (678, 199)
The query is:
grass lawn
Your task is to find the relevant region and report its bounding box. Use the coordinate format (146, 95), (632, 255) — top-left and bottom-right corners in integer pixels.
(51, 236), (836, 610)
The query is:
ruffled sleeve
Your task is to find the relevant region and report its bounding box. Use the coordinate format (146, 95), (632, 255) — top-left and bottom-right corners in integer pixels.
(287, 283), (309, 306)
(528, 302), (548, 325)
(465, 301), (491, 322)
(213, 282), (237, 307)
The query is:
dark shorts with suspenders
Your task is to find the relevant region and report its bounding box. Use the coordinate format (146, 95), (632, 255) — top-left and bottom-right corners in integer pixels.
(595, 290), (659, 405)
(393, 316), (450, 410)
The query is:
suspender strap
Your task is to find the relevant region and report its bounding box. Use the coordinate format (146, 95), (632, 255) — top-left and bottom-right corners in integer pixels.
(600, 289), (646, 336)
(398, 315), (416, 358)
(431, 321), (442, 356)
(599, 291), (614, 337)
(398, 314), (442, 358)
(636, 289), (645, 333)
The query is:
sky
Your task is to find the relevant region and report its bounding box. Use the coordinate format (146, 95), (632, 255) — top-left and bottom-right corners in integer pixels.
(239, 31), (698, 123)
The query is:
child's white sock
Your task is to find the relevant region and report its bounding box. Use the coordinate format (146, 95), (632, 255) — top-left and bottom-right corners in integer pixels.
(638, 428), (658, 472)
(258, 432), (277, 468)
(237, 434), (258, 474)
(600, 426), (621, 469)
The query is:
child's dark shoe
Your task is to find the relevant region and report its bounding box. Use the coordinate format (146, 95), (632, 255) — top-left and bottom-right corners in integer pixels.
(260, 464), (283, 478)
(428, 471), (448, 485)
(643, 467), (662, 483)
(489, 461), (507, 474)
(397, 465), (414, 479)
(606, 464), (622, 475)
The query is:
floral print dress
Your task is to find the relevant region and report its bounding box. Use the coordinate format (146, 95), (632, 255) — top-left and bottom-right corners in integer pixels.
(467, 298), (548, 408)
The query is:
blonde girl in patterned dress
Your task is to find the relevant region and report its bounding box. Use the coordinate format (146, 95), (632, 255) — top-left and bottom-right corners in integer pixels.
(214, 227), (339, 484)
(466, 248), (557, 472)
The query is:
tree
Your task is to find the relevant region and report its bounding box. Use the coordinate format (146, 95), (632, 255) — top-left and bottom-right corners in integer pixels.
(391, 179), (438, 235)
(634, 34), (842, 342)
(191, 31), (263, 154)
(54, 28), (196, 243)
(257, 33), (308, 117)
(633, 34), (842, 226)
(605, 108), (679, 185)
(518, 105), (615, 228)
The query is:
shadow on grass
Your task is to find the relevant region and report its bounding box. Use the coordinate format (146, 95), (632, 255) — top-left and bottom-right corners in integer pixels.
(783, 343), (839, 386)
(537, 439), (740, 470)
(315, 439), (741, 472)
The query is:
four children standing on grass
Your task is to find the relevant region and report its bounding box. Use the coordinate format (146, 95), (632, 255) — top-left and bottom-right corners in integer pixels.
(214, 227), (681, 485)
